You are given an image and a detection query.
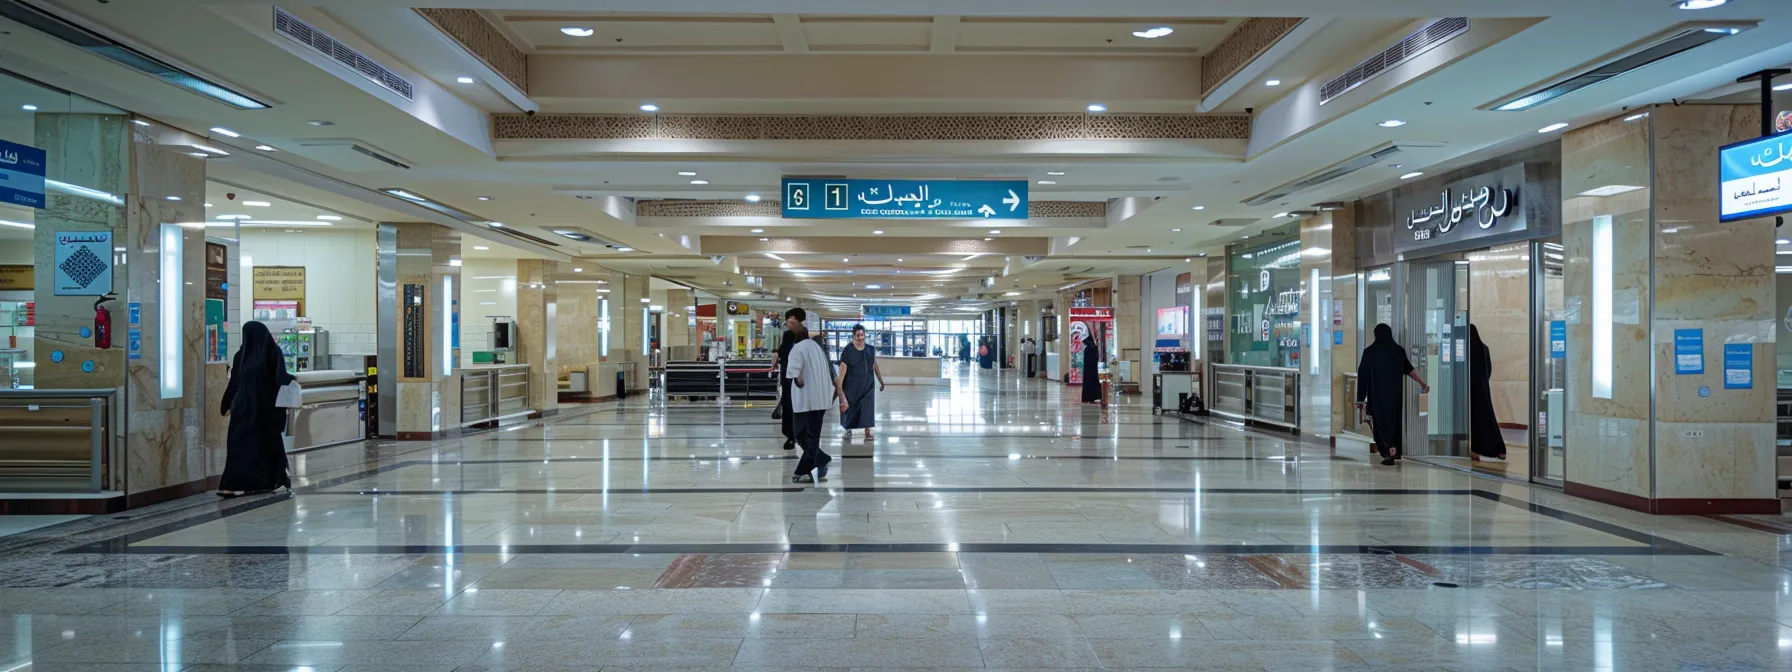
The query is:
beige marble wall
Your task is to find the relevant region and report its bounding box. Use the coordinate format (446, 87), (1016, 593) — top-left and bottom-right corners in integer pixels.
(664, 288), (692, 348)
(1467, 243), (1532, 427)
(387, 223), (462, 435)
(1297, 213), (1334, 438)
(1649, 104), (1775, 503)
(1322, 207), (1360, 437)
(1116, 275), (1142, 378)
(1561, 105), (1776, 510)
(554, 263), (600, 375)
(517, 259), (557, 415)
(620, 273), (648, 389)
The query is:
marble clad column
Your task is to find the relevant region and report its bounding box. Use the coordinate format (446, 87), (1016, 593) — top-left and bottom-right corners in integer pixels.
(553, 263), (599, 375)
(620, 272), (648, 390)
(1115, 275), (1141, 380)
(32, 113), (213, 503)
(1295, 207), (1358, 440)
(517, 259), (558, 417)
(1326, 208), (1361, 437)
(382, 223), (462, 439)
(664, 288), (692, 350)
(1561, 105), (1777, 514)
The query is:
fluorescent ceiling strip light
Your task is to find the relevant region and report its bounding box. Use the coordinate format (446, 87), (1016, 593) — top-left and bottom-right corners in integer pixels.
(45, 179), (123, 205)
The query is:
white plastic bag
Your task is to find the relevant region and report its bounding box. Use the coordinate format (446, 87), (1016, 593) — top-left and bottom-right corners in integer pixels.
(274, 381), (303, 409)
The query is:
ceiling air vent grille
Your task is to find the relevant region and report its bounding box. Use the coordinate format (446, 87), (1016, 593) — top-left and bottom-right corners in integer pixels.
(274, 7), (414, 101)
(1320, 17), (1468, 105)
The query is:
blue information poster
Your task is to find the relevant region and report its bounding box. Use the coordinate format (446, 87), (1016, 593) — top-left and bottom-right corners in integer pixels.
(1549, 321), (1566, 359)
(782, 178), (1028, 220)
(862, 305), (911, 318)
(1673, 328), (1703, 375)
(0, 138), (47, 208)
(1723, 343), (1753, 389)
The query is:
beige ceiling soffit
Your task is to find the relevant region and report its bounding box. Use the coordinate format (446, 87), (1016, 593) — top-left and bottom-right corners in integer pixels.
(1200, 17), (1305, 98)
(534, 45), (789, 55)
(955, 17), (1228, 25)
(1199, 18), (1332, 111)
(930, 16), (960, 53)
(476, 9), (533, 54)
(772, 15), (810, 53)
(703, 237), (1049, 255)
(415, 8), (529, 94)
(635, 200), (1107, 218)
(505, 14), (776, 24)
(494, 114), (1251, 141)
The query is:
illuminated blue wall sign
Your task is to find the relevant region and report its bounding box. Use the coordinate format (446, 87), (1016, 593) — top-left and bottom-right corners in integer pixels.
(862, 305), (911, 318)
(0, 138), (47, 209)
(1549, 321), (1566, 359)
(1719, 130), (1792, 222)
(782, 178), (1028, 220)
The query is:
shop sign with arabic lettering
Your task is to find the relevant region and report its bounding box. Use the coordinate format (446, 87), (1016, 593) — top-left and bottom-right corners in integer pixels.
(0, 138), (48, 209)
(781, 178), (1028, 220)
(1393, 164), (1526, 253)
(1719, 130), (1792, 223)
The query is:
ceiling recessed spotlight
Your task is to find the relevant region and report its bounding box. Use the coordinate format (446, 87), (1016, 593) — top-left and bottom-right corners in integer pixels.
(1676, 0), (1728, 7)
(307, 120), (335, 127)
(745, 194), (762, 202)
(1778, 239), (1790, 245)
(759, 237), (769, 241)
(165, 196), (181, 201)
(989, 230), (1001, 235)
(677, 171), (697, 176)
(1046, 171), (1066, 176)
(476, 196), (493, 201)
(1191, 206), (1205, 211)
(1132, 26), (1175, 39)
(209, 127), (240, 137)
(1538, 122), (1570, 133)
(1086, 103), (1108, 113)
(204, 203), (212, 208)
(561, 26), (595, 36)
(615, 247), (633, 252)
(690, 180), (709, 185)
(21, 104), (37, 111)
(1400, 171), (1425, 180)
(254, 145), (277, 152)
(1171, 228), (1181, 232)
(456, 77), (475, 84)
(1265, 79), (1282, 86)
(242, 200), (271, 207)
(639, 103), (659, 112)
(473, 245), (489, 251)
(1378, 119), (1407, 128)
(1037, 180), (1056, 185)
(873, 229), (885, 235)
(984, 237), (994, 241)
(750, 228), (765, 233)
(573, 267), (583, 273)
(131, 119), (150, 127)
(1273, 212), (1290, 218)
(1389, 164), (1403, 169)
(316, 215), (342, 221)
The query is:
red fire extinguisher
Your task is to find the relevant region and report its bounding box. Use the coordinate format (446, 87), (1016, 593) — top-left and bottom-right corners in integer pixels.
(94, 293), (116, 350)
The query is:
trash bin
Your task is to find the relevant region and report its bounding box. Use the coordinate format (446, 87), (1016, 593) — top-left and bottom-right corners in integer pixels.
(615, 370), (627, 399)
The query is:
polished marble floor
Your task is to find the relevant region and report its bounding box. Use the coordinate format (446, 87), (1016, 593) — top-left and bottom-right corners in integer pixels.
(5, 364), (1792, 670)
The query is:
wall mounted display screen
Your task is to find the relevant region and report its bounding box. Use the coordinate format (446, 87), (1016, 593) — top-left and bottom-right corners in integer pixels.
(1719, 130), (1792, 222)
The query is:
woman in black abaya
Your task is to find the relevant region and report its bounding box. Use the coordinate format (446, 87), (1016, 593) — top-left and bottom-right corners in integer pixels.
(1080, 332), (1103, 404)
(1467, 325), (1508, 461)
(1356, 323), (1428, 466)
(219, 320), (295, 496)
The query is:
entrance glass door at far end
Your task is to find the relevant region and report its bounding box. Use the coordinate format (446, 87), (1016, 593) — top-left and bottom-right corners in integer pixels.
(1403, 260), (1470, 459)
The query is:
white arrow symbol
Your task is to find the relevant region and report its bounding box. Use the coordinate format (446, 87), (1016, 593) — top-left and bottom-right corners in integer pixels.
(977, 205), (997, 218)
(1002, 190), (1021, 212)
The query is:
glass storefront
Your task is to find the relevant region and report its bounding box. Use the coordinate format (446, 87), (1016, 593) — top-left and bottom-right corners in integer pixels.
(1225, 228), (1302, 368)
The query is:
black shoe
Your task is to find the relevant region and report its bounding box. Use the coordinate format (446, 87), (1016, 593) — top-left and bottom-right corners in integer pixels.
(1381, 458), (1397, 466)
(783, 440), (796, 451)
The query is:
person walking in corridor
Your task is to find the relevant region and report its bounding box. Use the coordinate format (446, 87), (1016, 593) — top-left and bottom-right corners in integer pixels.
(784, 308), (835, 483)
(772, 324), (798, 451)
(1356, 323), (1429, 466)
(1080, 331), (1103, 405)
(1467, 325), (1508, 462)
(836, 324), (885, 441)
(218, 321), (296, 497)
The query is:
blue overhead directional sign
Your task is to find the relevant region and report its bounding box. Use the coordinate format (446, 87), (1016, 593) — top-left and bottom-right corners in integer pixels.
(782, 178), (1028, 220)
(0, 138), (48, 209)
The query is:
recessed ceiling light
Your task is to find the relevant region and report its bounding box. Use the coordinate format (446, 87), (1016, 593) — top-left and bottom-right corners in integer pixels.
(677, 171), (697, 176)
(1777, 239), (1789, 245)
(165, 196), (181, 201)
(489, 222), (503, 228)
(561, 26), (595, 36)
(690, 180), (709, 185)
(843, 258), (850, 263)
(307, 120), (335, 127)
(989, 230), (1001, 235)
(476, 196), (493, 201)
(1046, 171), (1066, 176)
(873, 230), (884, 235)
(745, 194), (761, 202)
(456, 77), (475, 84)
(21, 105), (37, 111)
(254, 145), (277, 152)
(1377, 119), (1407, 128)
(1273, 212), (1290, 218)
(1265, 79), (1282, 86)
(1171, 228), (1181, 232)
(1132, 26), (1175, 39)
(616, 247), (633, 252)
(131, 120), (150, 127)
(750, 228), (765, 233)
(1037, 180), (1056, 185)
(1676, 0), (1728, 7)
(1192, 206), (1205, 210)
(640, 103), (660, 112)
(573, 267), (583, 272)
(204, 203), (212, 208)
(316, 215), (342, 221)
(473, 245), (489, 251)
(1775, 83), (1792, 92)
(866, 284), (883, 290)
(1086, 103), (1107, 113)
(1538, 122), (1570, 133)
(984, 237), (994, 241)
(242, 200), (271, 207)
(209, 127), (240, 137)
(1400, 171), (1425, 180)
(759, 237), (769, 241)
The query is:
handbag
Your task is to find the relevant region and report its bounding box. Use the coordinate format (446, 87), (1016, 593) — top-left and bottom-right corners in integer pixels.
(274, 381), (303, 409)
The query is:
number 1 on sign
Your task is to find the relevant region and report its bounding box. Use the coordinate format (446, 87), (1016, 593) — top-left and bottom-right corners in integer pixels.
(825, 184), (848, 210)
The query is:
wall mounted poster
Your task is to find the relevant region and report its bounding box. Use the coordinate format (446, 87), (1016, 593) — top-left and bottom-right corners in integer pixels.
(205, 298), (227, 364)
(52, 231), (112, 296)
(401, 283), (426, 380)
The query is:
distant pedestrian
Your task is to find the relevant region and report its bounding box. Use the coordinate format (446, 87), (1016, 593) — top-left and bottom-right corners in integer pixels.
(783, 308), (836, 483)
(771, 324), (798, 451)
(1356, 323), (1429, 466)
(1468, 325), (1507, 462)
(218, 321), (295, 497)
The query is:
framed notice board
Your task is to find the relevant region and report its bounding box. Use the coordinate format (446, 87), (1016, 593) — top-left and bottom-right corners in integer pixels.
(401, 283), (427, 380)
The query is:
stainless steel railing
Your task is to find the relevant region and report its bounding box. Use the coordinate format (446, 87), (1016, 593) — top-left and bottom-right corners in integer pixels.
(461, 365), (532, 427)
(1207, 364), (1300, 430)
(0, 389), (116, 492)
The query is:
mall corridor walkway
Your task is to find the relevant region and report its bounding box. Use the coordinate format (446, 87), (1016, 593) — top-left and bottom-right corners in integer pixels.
(1, 366), (1790, 671)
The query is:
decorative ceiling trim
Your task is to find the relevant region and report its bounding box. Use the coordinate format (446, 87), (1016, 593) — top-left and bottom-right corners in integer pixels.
(416, 8), (529, 93)
(1201, 17), (1304, 96)
(637, 199), (1107, 218)
(495, 114), (1251, 141)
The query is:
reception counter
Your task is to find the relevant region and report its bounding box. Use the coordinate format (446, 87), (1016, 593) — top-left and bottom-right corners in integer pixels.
(875, 356), (946, 386)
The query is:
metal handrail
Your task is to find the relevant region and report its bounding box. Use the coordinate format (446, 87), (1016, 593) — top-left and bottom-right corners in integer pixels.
(1207, 364), (1301, 430)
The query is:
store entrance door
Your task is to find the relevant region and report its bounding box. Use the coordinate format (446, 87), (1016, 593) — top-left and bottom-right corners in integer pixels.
(1403, 260), (1471, 458)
